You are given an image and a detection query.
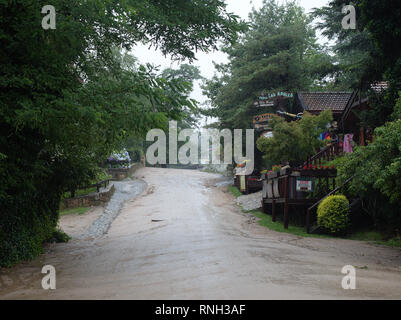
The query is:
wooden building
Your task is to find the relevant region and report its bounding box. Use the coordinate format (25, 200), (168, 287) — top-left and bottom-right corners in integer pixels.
(295, 91), (355, 121)
(295, 90), (378, 146)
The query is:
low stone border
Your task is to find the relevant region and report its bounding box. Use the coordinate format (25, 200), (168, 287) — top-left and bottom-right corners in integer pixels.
(82, 179), (147, 238)
(62, 182), (115, 209)
(106, 162), (143, 181)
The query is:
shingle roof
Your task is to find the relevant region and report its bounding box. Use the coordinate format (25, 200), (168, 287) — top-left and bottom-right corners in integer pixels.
(297, 92), (353, 113)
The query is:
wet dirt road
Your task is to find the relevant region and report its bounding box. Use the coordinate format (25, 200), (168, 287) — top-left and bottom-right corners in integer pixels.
(1, 167), (401, 299)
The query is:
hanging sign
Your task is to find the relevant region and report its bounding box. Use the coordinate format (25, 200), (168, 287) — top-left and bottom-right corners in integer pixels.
(254, 91), (294, 108)
(253, 113), (274, 130)
(254, 100), (275, 107)
(253, 113), (274, 124)
(261, 92), (293, 99)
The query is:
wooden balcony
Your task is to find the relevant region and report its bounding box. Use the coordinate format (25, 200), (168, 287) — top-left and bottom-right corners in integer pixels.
(261, 168), (337, 230)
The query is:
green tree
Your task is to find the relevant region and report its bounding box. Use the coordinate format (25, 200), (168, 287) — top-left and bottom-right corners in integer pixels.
(313, 0), (401, 126)
(202, 0), (336, 130)
(161, 64), (204, 128)
(0, 0), (244, 266)
(335, 97), (401, 231)
(256, 111), (333, 167)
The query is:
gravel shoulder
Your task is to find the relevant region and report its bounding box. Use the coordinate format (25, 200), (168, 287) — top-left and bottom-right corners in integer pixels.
(58, 207), (104, 238)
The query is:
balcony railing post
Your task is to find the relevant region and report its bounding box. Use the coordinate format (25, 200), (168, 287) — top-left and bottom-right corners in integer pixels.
(283, 175), (289, 229)
(272, 199), (276, 222)
(306, 208), (311, 233)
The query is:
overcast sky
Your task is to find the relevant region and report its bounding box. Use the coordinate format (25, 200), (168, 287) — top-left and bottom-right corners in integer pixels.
(131, 0), (330, 123)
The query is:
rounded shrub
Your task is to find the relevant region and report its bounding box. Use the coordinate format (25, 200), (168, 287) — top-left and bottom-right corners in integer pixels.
(317, 195), (350, 234)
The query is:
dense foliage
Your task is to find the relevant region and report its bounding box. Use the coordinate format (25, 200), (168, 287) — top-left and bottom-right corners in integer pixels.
(202, 0), (336, 130)
(317, 195), (349, 234)
(313, 0), (401, 128)
(0, 0), (244, 266)
(312, 1), (401, 233)
(256, 111), (332, 168)
(335, 96), (401, 231)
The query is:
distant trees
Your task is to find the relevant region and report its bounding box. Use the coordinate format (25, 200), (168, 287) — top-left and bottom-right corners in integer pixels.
(202, 0), (336, 130)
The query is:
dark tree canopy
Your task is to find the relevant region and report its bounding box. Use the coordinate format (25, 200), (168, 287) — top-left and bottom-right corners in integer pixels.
(313, 0), (401, 126)
(0, 0), (245, 266)
(202, 0), (336, 130)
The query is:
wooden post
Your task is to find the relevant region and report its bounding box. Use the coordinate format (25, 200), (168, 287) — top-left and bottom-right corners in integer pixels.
(360, 127), (365, 146)
(306, 208), (311, 233)
(326, 177), (329, 194)
(283, 175), (289, 229)
(272, 199), (276, 222)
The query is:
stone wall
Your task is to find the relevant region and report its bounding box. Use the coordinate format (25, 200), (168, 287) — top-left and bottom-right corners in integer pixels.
(62, 182), (115, 210)
(106, 162), (143, 181)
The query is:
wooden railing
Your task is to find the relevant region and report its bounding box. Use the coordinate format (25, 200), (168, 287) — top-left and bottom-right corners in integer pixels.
(302, 142), (342, 169)
(306, 175), (355, 233)
(69, 179), (110, 198)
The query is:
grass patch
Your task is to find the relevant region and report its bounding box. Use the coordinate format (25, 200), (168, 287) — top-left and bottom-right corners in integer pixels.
(348, 230), (384, 241)
(248, 210), (329, 239)
(250, 210), (401, 245)
(228, 185), (242, 198)
(228, 186), (401, 246)
(377, 237), (401, 248)
(347, 230), (401, 247)
(59, 207), (90, 216)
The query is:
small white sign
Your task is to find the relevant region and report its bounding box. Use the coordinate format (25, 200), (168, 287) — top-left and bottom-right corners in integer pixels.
(263, 131), (273, 139)
(296, 179), (313, 192)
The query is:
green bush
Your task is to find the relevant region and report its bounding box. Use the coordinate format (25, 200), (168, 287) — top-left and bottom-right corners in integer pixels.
(47, 229), (71, 244)
(317, 195), (350, 234)
(0, 129), (62, 267)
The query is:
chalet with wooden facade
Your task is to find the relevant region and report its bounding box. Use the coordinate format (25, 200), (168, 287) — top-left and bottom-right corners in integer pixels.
(259, 88), (384, 233)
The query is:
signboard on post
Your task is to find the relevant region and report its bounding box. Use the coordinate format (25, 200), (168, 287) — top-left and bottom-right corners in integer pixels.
(254, 100), (275, 107)
(296, 177), (315, 192)
(253, 113), (274, 130)
(253, 113), (274, 124)
(254, 91), (294, 108)
(254, 123), (271, 130)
